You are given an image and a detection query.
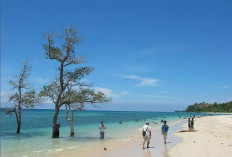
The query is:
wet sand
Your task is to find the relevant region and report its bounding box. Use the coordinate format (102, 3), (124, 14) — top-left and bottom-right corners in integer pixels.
(45, 120), (184, 157)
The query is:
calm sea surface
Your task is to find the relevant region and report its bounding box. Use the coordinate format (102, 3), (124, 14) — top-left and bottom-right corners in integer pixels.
(0, 109), (214, 157)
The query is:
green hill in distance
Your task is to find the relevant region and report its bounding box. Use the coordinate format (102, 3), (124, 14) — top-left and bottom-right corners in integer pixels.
(185, 101), (232, 113)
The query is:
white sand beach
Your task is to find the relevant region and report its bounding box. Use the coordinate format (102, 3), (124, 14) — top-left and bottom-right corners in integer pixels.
(46, 115), (232, 157)
(170, 115), (232, 157)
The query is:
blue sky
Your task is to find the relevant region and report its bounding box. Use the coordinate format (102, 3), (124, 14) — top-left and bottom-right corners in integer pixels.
(1, 0), (232, 111)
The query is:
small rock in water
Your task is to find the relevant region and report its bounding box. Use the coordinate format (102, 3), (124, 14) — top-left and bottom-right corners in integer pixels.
(104, 147), (107, 150)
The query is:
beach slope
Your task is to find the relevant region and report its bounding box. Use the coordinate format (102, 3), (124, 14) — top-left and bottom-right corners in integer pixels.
(170, 115), (232, 157)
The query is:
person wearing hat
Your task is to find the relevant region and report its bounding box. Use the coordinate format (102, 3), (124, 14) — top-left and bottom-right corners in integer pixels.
(142, 121), (152, 149)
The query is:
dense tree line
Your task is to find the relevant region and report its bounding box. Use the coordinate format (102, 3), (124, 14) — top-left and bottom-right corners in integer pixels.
(185, 101), (232, 113)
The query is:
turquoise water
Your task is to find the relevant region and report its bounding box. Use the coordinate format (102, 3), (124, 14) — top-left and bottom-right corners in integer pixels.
(1, 109), (212, 157)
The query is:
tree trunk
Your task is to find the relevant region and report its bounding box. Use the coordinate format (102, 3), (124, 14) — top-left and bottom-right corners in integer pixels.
(15, 107), (21, 134)
(17, 108), (21, 133)
(52, 107), (60, 138)
(51, 62), (63, 138)
(70, 121), (74, 136)
(65, 104), (75, 137)
(17, 85), (22, 134)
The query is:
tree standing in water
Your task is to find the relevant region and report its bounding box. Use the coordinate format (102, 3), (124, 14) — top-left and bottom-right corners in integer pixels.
(64, 86), (111, 136)
(40, 81), (111, 137)
(5, 60), (39, 133)
(40, 26), (109, 138)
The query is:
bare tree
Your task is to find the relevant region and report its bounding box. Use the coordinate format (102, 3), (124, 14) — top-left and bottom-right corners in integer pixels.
(41, 26), (109, 138)
(5, 60), (39, 133)
(63, 87), (111, 136)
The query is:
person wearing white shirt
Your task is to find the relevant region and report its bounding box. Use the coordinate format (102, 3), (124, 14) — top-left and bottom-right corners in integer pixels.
(142, 121), (152, 149)
(99, 121), (106, 139)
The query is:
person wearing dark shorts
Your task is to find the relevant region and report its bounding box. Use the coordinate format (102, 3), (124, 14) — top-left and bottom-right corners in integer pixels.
(188, 118), (191, 130)
(99, 121), (106, 139)
(191, 117), (194, 130)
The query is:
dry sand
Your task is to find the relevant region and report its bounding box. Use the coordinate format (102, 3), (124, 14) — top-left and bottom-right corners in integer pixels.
(169, 115), (232, 157)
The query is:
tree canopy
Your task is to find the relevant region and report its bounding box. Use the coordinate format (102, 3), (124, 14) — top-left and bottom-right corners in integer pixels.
(185, 101), (232, 113)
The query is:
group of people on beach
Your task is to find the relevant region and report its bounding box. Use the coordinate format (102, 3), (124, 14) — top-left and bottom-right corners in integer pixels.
(53, 115), (198, 153)
(99, 120), (169, 149)
(142, 121), (169, 149)
(100, 116), (198, 150)
(188, 116), (195, 130)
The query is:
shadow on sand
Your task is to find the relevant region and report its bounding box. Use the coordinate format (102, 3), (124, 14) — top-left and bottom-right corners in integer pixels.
(178, 130), (198, 133)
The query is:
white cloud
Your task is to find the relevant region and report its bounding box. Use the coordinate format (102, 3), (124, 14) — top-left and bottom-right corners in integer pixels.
(162, 90), (174, 94)
(222, 86), (229, 89)
(43, 99), (53, 104)
(122, 75), (160, 86)
(1, 92), (10, 103)
(148, 95), (166, 98)
(209, 85), (215, 88)
(35, 78), (48, 84)
(124, 65), (151, 73)
(119, 90), (129, 96)
(132, 94), (167, 99)
(95, 87), (119, 98)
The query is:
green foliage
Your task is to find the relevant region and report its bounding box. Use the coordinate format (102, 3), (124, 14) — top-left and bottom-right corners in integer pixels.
(40, 26), (111, 110)
(39, 81), (59, 103)
(39, 81), (111, 109)
(63, 87), (111, 110)
(43, 26), (82, 64)
(9, 90), (39, 109)
(63, 67), (94, 84)
(185, 101), (232, 113)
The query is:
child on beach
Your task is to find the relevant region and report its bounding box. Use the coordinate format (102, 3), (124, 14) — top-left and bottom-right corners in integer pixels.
(99, 121), (106, 139)
(161, 121), (169, 144)
(142, 121), (152, 149)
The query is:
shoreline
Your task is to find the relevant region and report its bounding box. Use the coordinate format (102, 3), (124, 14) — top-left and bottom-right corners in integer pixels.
(42, 115), (232, 157)
(42, 119), (185, 157)
(1, 111), (215, 157)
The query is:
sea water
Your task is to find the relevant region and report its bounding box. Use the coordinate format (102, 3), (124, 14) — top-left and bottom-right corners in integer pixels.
(0, 109), (213, 157)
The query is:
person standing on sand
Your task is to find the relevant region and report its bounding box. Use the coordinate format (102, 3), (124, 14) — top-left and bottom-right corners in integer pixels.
(188, 118), (191, 130)
(99, 121), (106, 139)
(191, 117), (194, 130)
(161, 121), (169, 144)
(142, 121), (152, 149)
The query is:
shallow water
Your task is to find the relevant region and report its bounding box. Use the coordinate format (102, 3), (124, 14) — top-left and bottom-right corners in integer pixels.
(0, 109), (214, 157)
